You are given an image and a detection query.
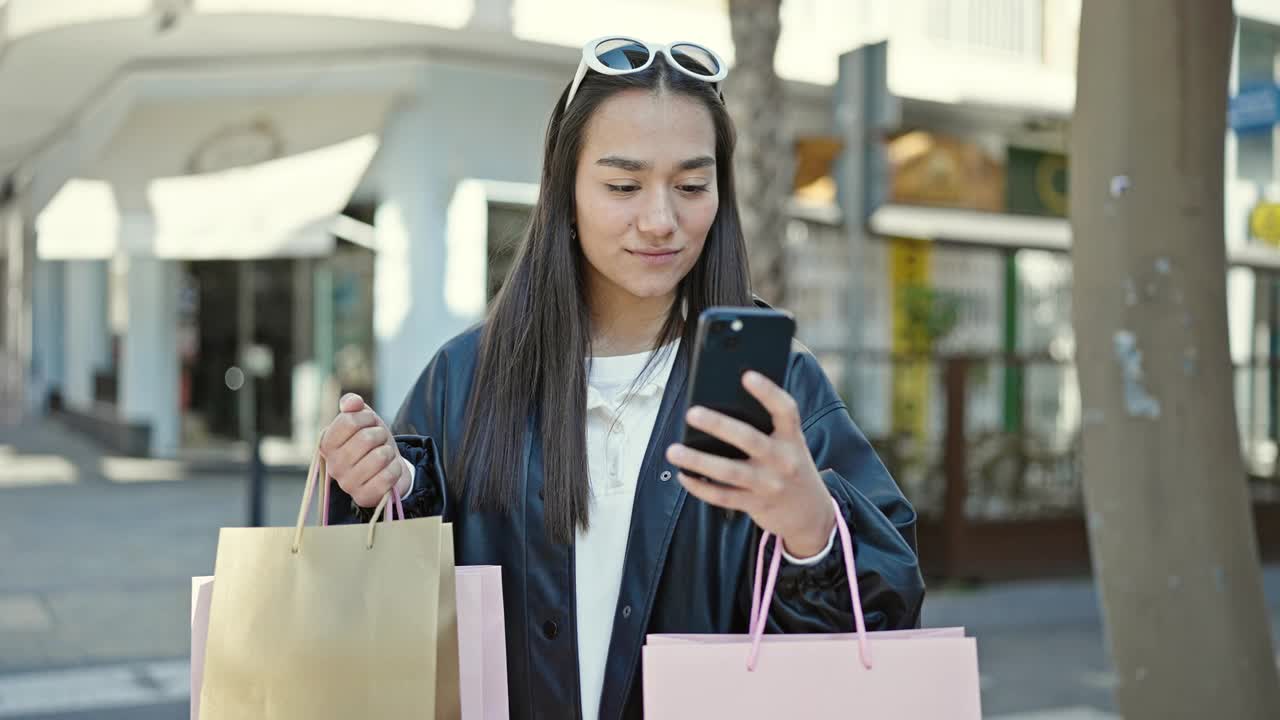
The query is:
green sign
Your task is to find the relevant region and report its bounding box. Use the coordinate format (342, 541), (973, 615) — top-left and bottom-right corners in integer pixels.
(1006, 147), (1069, 218)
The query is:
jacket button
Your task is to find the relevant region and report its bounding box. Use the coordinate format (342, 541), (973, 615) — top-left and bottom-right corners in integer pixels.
(542, 619), (559, 639)
(622, 605), (632, 619)
(659, 471), (672, 482)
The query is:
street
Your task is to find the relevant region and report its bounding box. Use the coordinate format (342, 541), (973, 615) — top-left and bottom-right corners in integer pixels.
(2, 418), (1277, 718)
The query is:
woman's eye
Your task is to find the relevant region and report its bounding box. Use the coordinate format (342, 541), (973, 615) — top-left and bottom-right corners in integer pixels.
(678, 184), (709, 194)
(607, 184), (640, 194)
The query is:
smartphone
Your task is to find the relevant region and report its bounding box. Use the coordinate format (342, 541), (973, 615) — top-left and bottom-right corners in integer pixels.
(682, 306), (796, 462)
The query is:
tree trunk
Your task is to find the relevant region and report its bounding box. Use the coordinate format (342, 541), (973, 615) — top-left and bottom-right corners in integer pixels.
(1071, 2), (1280, 717)
(727, 0), (790, 306)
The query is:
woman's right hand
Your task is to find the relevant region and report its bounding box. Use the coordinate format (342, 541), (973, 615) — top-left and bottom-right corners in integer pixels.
(319, 393), (411, 508)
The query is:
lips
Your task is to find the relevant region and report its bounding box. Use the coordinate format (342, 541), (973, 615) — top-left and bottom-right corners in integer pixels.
(627, 248), (682, 266)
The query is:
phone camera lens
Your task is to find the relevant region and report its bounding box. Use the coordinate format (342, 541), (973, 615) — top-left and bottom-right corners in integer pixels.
(709, 320), (730, 334)
(725, 335), (740, 350)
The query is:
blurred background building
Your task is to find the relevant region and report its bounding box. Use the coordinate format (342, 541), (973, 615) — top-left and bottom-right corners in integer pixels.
(2, 0), (1279, 580)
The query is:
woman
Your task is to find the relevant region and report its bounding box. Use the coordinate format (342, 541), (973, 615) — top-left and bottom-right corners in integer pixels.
(322, 37), (924, 720)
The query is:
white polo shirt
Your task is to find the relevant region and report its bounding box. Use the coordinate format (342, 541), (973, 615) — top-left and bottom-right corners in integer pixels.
(573, 340), (833, 719)
(575, 342), (680, 720)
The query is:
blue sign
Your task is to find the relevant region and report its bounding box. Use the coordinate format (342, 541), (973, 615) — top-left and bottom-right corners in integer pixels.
(1230, 84), (1280, 134)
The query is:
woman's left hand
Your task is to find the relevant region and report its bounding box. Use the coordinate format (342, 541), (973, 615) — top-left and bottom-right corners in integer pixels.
(666, 370), (836, 558)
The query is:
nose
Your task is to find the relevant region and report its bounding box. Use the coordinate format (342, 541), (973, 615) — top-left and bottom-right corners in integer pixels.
(636, 189), (676, 238)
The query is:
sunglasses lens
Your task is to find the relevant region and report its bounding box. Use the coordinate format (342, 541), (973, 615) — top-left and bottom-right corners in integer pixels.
(669, 43), (720, 77)
(594, 38), (651, 71)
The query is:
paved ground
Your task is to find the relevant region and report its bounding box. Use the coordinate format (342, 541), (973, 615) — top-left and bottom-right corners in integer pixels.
(1, 417), (1277, 718)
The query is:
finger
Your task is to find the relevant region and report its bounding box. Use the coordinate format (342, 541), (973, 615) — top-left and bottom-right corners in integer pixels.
(685, 406), (773, 460)
(742, 371), (801, 436)
(339, 393), (365, 414)
(351, 475), (397, 509)
(348, 444), (402, 506)
(331, 425), (392, 476)
(321, 409), (384, 451)
(678, 472), (752, 512)
(666, 443), (757, 490)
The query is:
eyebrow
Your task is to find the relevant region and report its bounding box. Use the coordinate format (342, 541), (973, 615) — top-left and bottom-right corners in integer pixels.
(596, 155), (716, 172)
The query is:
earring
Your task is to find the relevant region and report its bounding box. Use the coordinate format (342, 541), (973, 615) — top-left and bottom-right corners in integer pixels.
(570, 227), (577, 240)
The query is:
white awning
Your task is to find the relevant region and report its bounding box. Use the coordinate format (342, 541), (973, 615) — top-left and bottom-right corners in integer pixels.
(868, 203), (1071, 253)
(35, 179), (121, 260)
(1228, 243), (1280, 273)
(35, 134), (377, 260)
(869, 202), (1278, 272)
(149, 133), (378, 259)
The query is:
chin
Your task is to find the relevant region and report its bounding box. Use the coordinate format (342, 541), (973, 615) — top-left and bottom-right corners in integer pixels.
(620, 278), (681, 300)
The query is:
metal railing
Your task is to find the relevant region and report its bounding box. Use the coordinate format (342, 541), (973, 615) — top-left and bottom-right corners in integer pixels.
(831, 351), (1280, 525)
(842, 351), (1081, 521)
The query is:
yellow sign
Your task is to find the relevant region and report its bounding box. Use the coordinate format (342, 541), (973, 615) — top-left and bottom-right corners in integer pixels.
(889, 238), (931, 438)
(1252, 203), (1280, 247)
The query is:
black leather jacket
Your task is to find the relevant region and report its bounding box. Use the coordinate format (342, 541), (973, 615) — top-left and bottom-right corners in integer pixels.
(330, 325), (924, 720)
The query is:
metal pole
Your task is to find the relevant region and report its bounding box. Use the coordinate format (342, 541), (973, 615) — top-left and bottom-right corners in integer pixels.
(247, 387), (264, 527)
(835, 42), (896, 416)
(237, 260), (265, 527)
(941, 356), (969, 580)
(1270, 275), (1278, 443)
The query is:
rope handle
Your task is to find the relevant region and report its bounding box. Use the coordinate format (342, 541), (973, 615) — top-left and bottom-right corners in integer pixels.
(291, 451), (406, 553)
(746, 497), (870, 671)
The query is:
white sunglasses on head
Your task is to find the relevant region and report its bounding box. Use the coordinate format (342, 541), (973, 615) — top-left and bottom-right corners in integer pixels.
(564, 36), (728, 111)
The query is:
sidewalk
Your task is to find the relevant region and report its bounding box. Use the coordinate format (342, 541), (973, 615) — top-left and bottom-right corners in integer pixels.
(0, 418), (311, 674)
(1, 417), (1275, 718)
(0, 413), (310, 486)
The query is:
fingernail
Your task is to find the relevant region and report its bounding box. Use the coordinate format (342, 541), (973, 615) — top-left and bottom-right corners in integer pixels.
(743, 371), (762, 385)
(687, 407), (706, 423)
(667, 445), (685, 461)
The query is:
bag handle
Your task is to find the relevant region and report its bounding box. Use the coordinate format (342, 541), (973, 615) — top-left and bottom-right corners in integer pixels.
(746, 497), (871, 671)
(316, 456), (408, 529)
(291, 451), (405, 553)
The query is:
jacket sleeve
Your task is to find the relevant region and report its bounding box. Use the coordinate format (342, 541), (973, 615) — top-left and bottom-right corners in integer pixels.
(326, 349), (452, 524)
(745, 352), (925, 633)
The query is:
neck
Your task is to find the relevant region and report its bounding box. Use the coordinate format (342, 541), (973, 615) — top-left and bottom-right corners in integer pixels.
(588, 282), (676, 357)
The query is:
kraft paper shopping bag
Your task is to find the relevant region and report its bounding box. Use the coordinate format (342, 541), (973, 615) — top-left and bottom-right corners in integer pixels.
(197, 452), (460, 719)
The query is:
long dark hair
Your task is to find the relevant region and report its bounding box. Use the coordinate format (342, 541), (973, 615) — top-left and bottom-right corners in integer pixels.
(454, 53), (753, 543)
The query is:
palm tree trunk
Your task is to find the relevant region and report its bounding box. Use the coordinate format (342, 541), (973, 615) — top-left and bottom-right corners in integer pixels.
(727, 0), (790, 306)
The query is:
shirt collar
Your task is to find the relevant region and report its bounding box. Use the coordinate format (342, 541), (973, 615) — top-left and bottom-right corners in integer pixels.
(586, 340), (681, 412)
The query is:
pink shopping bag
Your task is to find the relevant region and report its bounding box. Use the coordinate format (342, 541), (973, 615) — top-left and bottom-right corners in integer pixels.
(455, 567), (510, 720)
(643, 498), (983, 718)
(190, 576), (214, 720)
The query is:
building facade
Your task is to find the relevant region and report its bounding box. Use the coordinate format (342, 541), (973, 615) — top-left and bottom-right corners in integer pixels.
(1, 1), (1276, 571)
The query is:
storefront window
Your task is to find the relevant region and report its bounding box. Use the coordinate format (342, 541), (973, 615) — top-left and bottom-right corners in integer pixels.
(1234, 20), (1280, 477)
